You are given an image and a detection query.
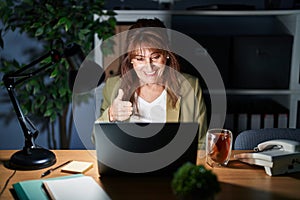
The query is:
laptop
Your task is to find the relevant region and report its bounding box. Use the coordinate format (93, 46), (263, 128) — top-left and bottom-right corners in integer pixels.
(94, 122), (199, 176)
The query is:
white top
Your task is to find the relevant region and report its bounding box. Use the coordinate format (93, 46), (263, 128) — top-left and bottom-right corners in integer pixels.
(130, 90), (167, 123)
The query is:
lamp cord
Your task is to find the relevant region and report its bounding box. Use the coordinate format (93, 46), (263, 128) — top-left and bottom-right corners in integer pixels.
(0, 169), (16, 197)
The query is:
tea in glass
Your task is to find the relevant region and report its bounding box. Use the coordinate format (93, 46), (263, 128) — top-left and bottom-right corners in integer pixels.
(206, 129), (232, 167)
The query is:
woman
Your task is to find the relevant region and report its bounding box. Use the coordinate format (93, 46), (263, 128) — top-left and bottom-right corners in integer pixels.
(97, 18), (207, 147)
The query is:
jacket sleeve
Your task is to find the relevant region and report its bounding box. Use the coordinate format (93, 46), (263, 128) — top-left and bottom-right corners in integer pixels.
(92, 77), (120, 144)
(194, 77), (208, 150)
(181, 73), (208, 150)
(96, 76), (120, 122)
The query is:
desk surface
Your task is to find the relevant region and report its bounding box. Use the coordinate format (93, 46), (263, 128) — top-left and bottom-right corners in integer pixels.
(1, 150), (300, 200)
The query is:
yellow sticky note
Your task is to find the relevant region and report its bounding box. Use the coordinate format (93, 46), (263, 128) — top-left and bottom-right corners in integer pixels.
(61, 161), (93, 174)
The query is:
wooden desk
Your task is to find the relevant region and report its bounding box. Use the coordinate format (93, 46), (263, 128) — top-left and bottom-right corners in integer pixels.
(1, 150), (300, 200)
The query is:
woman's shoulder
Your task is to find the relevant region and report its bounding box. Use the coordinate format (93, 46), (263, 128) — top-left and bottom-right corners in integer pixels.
(106, 75), (121, 81)
(182, 72), (197, 79)
(178, 72), (203, 92)
(181, 73), (199, 83)
(105, 75), (121, 85)
(103, 75), (121, 92)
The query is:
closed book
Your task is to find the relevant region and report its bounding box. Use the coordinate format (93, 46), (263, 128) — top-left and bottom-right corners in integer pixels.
(13, 174), (83, 200)
(224, 114), (234, 130)
(278, 113), (288, 128)
(264, 114), (274, 128)
(43, 176), (110, 200)
(237, 113), (247, 132)
(250, 114), (261, 129)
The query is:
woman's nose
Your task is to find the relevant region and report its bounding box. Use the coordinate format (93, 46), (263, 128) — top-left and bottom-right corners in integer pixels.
(144, 58), (153, 69)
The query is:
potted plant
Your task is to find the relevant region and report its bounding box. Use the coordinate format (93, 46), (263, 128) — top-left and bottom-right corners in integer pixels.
(171, 162), (221, 200)
(0, 0), (116, 149)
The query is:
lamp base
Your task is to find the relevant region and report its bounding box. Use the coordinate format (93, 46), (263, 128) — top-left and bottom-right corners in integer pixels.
(9, 148), (56, 170)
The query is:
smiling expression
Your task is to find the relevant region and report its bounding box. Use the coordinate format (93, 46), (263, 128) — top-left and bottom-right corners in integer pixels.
(131, 48), (167, 85)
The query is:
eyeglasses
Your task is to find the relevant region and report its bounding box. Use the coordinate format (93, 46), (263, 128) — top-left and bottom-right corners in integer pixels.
(131, 53), (165, 65)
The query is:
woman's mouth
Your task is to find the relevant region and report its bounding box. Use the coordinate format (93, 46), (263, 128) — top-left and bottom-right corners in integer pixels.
(144, 71), (157, 76)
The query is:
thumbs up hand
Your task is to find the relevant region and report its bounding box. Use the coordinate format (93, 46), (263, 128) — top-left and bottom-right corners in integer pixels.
(109, 89), (133, 122)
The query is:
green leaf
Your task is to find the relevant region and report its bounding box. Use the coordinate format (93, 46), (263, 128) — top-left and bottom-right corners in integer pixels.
(79, 29), (90, 35)
(23, 0), (34, 6)
(55, 101), (63, 110)
(56, 17), (72, 32)
(57, 17), (68, 26)
(35, 27), (44, 37)
(106, 10), (117, 16)
(79, 28), (91, 41)
(37, 96), (46, 106)
(0, 1), (6, 8)
(65, 20), (72, 32)
(50, 113), (56, 122)
(78, 32), (85, 41)
(108, 17), (116, 27)
(33, 86), (40, 95)
(31, 22), (42, 29)
(44, 109), (52, 117)
(22, 102), (31, 115)
(46, 102), (53, 110)
(50, 68), (58, 78)
(45, 4), (55, 14)
(59, 87), (67, 97)
(52, 93), (57, 99)
(25, 84), (32, 93)
(11, 25), (16, 32)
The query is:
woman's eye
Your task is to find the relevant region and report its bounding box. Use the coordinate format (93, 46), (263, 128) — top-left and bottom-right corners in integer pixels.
(151, 55), (161, 60)
(136, 57), (144, 61)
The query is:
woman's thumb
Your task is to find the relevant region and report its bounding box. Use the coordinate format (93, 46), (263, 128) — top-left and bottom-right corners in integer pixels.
(116, 89), (124, 100)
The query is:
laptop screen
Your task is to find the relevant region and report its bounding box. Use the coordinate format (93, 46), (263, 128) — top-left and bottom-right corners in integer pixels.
(94, 122), (199, 176)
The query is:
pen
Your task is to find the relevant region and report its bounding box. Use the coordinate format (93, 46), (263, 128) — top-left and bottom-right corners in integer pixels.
(41, 160), (72, 178)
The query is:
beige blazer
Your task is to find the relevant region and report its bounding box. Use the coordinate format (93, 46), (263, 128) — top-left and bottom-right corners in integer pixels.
(96, 73), (207, 148)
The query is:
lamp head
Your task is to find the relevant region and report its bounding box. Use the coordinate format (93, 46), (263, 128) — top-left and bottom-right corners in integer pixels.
(64, 43), (85, 71)
(64, 43), (105, 93)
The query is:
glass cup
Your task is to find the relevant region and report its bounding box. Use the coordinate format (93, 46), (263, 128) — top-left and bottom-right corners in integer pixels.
(206, 129), (232, 167)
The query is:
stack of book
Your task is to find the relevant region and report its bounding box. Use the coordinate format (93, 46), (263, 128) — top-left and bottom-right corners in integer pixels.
(224, 96), (289, 133)
(13, 174), (110, 200)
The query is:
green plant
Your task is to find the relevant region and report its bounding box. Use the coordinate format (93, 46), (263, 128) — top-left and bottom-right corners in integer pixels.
(171, 162), (221, 199)
(0, 0), (116, 149)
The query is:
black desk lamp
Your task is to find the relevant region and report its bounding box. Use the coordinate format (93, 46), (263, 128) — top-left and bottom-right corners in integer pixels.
(2, 43), (85, 170)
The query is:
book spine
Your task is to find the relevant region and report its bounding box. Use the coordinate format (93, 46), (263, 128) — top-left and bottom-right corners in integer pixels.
(13, 183), (29, 200)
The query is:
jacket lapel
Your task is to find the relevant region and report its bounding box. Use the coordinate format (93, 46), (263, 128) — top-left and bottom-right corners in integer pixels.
(166, 95), (181, 122)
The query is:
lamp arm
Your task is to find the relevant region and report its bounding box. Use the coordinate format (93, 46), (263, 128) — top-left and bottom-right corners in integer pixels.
(5, 50), (61, 86)
(3, 83), (38, 149)
(2, 50), (61, 150)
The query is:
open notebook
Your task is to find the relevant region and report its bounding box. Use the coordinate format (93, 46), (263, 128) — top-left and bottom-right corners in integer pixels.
(43, 176), (110, 200)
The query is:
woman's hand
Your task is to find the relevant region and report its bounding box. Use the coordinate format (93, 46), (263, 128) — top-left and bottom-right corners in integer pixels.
(109, 89), (133, 121)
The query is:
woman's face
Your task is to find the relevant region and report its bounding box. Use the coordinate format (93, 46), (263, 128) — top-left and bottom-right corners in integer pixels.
(131, 48), (167, 85)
